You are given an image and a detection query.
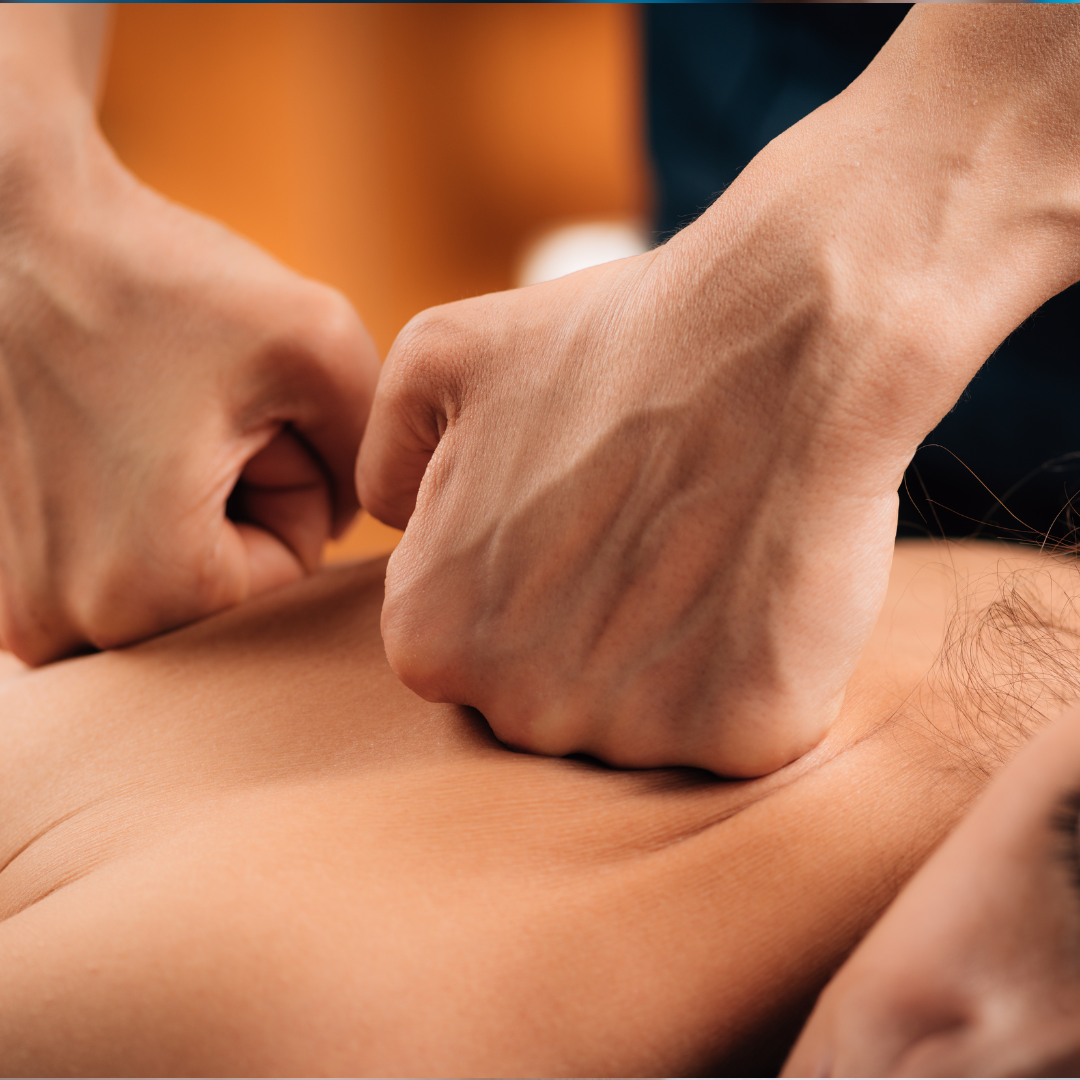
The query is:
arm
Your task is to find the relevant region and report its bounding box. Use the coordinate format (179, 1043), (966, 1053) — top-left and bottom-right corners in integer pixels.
(356, 4), (1080, 776)
(0, 4), (112, 103)
(0, 4), (380, 662)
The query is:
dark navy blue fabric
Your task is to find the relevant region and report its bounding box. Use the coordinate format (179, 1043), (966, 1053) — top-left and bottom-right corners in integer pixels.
(646, 4), (1080, 543)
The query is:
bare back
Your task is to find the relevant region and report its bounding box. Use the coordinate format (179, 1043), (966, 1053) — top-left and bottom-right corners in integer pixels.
(0, 543), (1052, 1075)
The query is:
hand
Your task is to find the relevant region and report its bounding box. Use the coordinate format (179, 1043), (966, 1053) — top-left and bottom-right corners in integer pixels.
(358, 5), (1080, 776)
(359, 229), (902, 776)
(783, 704), (1080, 1076)
(0, 8), (380, 662)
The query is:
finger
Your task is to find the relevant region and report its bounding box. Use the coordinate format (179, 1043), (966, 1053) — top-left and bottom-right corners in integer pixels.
(72, 428), (328, 652)
(355, 316), (452, 530)
(261, 289), (381, 537)
(228, 427), (332, 576)
(230, 522), (306, 597)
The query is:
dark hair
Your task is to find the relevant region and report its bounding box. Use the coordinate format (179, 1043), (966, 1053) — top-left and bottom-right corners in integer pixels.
(929, 550), (1080, 778)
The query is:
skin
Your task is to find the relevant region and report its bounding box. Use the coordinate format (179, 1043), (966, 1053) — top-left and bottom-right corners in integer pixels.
(357, 5), (1080, 777)
(0, 538), (1069, 1076)
(784, 703), (1080, 1077)
(5, 14), (1078, 1066)
(0, 4), (381, 663)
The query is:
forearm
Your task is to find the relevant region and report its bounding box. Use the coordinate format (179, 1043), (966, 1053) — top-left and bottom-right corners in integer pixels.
(0, 3), (112, 226)
(354, 3), (1080, 779)
(0, 4), (109, 107)
(848, 3), (1080, 340)
(672, 3), (1080, 466)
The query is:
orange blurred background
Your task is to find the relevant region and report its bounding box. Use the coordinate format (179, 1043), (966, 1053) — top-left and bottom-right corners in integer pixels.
(99, 2), (649, 562)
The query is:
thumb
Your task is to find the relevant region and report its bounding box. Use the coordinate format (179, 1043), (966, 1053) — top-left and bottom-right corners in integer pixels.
(226, 426), (332, 596)
(355, 335), (448, 531)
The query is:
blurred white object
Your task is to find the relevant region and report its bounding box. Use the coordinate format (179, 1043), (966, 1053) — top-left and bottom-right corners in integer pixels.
(516, 220), (650, 287)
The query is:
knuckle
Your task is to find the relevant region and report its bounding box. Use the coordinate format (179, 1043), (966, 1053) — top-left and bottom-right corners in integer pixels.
(0, 576), (77, 665)
(266, 283), (379, 407)
(706, 727), (814, 779)
(307, 285), (367, 349)
(395, 304), (463, 353)
(302, 285), (379, 377)
(381, 623), (459, 704)
(496, 698), (584, 758)
(382, 305), (471, 409)
(0, 612), (43, 665)
(380, 578), (469, 704)
(354, 474), (407, 532)
(487, 713), (550, 756)
(352, 457), (387, 521)
(73, 542), (238, 655)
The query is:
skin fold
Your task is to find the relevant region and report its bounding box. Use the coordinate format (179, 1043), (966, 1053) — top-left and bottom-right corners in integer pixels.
(0, 538), (1071, 1077)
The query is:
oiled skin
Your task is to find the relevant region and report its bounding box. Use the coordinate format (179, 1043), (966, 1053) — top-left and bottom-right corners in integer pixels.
(0, 542), (1045, 1076)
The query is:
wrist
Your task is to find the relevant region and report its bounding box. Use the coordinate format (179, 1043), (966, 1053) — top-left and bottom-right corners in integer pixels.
(667, 5), (1080, 466)
(0, 3), (108, 108)
(836, 4), (1080, 329)
(0, 3), (110, 193)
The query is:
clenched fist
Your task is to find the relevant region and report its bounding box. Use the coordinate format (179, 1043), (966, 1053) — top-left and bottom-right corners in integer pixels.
(0, 5), (380, 662)
(359, 5), (1080, 776)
